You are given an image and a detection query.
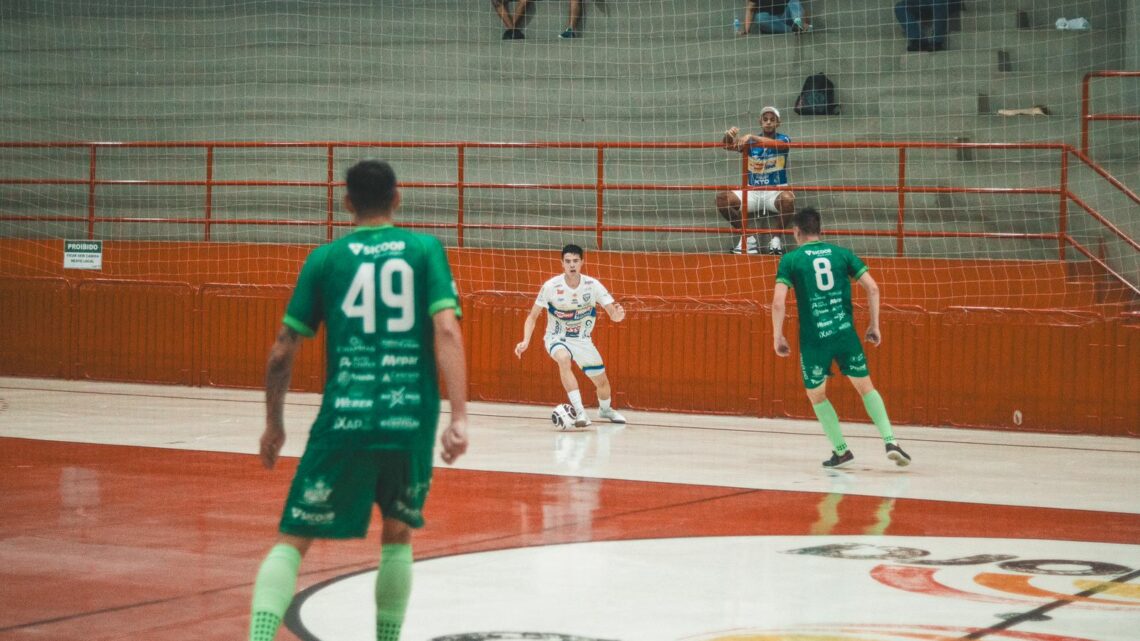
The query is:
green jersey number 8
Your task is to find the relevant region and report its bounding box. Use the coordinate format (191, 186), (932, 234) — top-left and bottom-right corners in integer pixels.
(812, 257), (835, 291)
(341, 259), (415, 333)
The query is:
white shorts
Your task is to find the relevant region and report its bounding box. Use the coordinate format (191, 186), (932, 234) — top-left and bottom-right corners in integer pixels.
(545, 336), (605, 376)
(732, 188), (787, 216)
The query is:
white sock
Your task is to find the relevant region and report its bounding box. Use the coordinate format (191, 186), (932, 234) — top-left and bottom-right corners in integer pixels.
(599, 397), (612, 412)
(568, 389), (585, 414)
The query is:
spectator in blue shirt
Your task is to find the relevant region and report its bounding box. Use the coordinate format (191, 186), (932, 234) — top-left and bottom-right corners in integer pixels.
(738, 1), (810, 35)
(716, 106), (796, 255)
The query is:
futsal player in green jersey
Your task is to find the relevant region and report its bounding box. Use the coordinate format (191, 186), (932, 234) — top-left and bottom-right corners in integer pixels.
(771, 207), (911, 469)
(248, 160), (469, 641)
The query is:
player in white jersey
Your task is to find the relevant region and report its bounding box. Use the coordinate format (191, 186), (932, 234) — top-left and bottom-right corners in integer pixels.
(514, 244), (628, 427)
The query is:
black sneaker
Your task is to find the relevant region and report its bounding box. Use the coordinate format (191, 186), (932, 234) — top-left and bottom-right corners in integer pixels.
(886, 443), (911, 467)
(559, 28), (577, 39)
(822, 450), (854, 468)
(503, 29), (524, 40)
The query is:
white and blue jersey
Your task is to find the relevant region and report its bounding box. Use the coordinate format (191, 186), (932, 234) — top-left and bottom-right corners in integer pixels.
(747, 133), (791, 187)
(536, 274), (614, 341)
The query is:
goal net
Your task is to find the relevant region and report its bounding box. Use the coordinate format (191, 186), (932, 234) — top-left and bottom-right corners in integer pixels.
(0, 1), (1136, 418)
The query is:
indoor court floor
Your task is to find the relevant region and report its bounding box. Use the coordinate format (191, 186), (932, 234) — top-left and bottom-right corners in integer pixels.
(1, 376), (1137, 641)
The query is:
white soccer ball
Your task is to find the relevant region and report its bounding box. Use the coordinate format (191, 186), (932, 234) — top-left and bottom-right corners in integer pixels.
(550, 403), (578, 430)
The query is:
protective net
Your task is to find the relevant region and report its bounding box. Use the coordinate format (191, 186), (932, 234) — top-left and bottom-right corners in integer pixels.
(0, 1), (1136, 305)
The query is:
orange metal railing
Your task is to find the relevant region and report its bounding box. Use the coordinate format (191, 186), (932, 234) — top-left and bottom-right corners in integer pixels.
(0, 139), (1136, 295)
(1080, 70), (1140, 155)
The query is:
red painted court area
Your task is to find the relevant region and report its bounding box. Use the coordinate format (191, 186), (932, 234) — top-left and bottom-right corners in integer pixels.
(1, 379), (1139, 640)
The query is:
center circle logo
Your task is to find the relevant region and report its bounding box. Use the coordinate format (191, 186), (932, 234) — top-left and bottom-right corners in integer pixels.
(289, 536), (1138, 641)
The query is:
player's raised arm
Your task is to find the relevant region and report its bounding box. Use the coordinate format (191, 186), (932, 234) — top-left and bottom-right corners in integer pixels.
(514, 303), (544, 358)
(857, 272), (882, 346)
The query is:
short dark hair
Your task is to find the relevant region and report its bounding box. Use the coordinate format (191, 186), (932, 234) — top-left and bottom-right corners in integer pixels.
(345, 159), (398, 214)
(561, 244), (584, 259)
(792, 207), (822, 236)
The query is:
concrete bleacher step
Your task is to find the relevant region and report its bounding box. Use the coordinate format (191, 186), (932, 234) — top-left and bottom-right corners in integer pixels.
(0, 0), (1133, 271)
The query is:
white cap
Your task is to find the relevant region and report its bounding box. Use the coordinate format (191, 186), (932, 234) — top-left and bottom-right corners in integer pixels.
(760, 106), (781, 120)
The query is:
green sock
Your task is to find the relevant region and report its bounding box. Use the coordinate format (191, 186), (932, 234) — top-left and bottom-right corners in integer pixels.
(811, 399), (847, 454)
(249, 543), (302, 641)
(376, 543), (414, 641)
(862, 390), (896, 444)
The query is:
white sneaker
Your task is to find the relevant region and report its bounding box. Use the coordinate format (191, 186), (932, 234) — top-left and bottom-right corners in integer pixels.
(573, 413), (592, 428)
(766, 235), (785, 255)
(598, 408), (627, 424)
(731, 236), (760, 255)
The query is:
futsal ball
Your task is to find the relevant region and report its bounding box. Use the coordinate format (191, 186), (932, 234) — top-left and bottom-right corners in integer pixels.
(550, 403), (579, 430)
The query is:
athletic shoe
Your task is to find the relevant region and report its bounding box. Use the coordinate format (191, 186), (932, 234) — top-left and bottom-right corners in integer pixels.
(822, 450), (854, 468)
(731, 236), (760, 255)
(766, 235), (785, 255)
(886, 443), (912, 467)
(559, 28), (577, 39)
(598, 408), (627, 424)
(573, 413), (592, 428)
(792, 18), (811, 33)
(503, 29), (524, 40)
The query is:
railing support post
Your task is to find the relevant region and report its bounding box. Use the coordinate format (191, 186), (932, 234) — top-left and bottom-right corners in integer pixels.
(1059, 148), (1069, 261)
(87, 145), (98, 240)
(596, 146), (605, 250)
(896, 147), (907, 257)
(457, 145), (466, 249)
(204, 146), (214, 242)
(326, 145), (335, 242)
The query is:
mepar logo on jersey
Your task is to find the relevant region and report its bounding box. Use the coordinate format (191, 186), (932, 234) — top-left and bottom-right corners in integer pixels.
(382, 354), (419, 367)
(348, 241), (406, 256)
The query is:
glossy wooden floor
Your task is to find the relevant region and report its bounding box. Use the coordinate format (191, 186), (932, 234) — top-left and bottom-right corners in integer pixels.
(1, 377), (1138, 641)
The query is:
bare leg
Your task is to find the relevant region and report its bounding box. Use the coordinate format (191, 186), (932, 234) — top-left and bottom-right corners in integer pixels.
(805, 378), (828, 405)
(275, 533), (313, 555)
(381, 517), (412, 545)
(552, 348), (579, 393)
(512, 0), (530, 28)
(716, 190), (744, 229)
(567, 0), (581, 30)
(492, 0), (513, 28)
(743, 0), (758, 34)
(775, 190), (796, 229)
(847, 374), (875, 397)
(587, 370), (612, 403)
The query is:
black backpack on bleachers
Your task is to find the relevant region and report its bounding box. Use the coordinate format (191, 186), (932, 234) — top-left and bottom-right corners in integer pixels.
(794, 72), (839, 116)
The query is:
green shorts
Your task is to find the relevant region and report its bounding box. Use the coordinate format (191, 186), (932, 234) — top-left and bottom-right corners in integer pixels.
(798, 331), (869, 389)
(278, 446), (433, 539)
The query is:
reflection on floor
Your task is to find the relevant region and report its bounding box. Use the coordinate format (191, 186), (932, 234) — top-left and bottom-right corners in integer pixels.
(0, 378), (1137, 641)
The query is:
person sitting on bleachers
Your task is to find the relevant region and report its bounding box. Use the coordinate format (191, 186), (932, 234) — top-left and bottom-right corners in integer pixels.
(493, 0), (583, 40)
(738, 1), (811, 35)
(894, 0), (964, 52)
